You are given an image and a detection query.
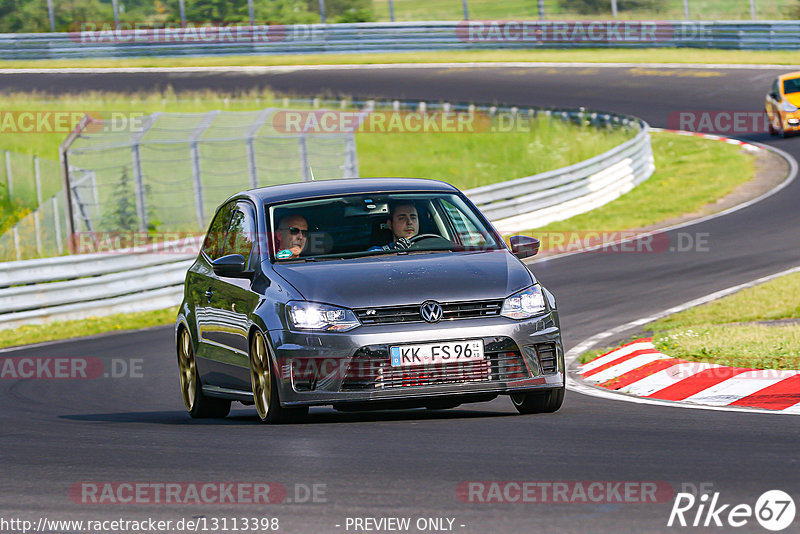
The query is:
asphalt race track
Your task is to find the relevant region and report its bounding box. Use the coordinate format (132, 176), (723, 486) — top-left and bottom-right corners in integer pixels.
(2, 65), (800, 533)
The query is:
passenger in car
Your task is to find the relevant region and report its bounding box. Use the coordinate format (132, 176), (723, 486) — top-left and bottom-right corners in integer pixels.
(275, 214), (309, 259)
(369, 202), (420, 251)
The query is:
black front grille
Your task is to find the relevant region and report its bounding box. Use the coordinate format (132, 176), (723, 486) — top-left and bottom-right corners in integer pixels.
(354, 299), (503, 325)
(341, 337), (528, 390)
(536, 343), (558, 374)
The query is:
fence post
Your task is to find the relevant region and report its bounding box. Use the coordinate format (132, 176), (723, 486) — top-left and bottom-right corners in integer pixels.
(319, 0), (326, 23)
(189, 142), (206, 227)
(749, 0), (756, 20)
(111, 0), (119, 29)
(462, 0), (468, 20)
(538, 0), (545, 20)
(344, 134), (359, 179)
(178, 0), (186, 27)
(683, 0), (690, 19)
(4, 150), (12, 201)
(299, 136), (311, 181)
(46, 0), (55, 31)
(53, 195), (63, 254)
(34, 156), (42, 256)
(245, 109), (273, 189)
(388, 0), (395, 22)
(131, 144), (149, 232)
(611, 0), (618, 18)
(13, 227), (20, 261)
(248, 0), (255, 26)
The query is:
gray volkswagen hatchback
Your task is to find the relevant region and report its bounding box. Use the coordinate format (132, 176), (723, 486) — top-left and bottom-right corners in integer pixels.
(176, 178), (564, 423)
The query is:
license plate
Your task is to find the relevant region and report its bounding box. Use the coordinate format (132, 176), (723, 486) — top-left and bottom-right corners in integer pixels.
(389, 340), (484, 367)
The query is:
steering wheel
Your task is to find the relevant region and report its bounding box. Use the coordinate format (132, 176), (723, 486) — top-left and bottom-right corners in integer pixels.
(408, 234), (444, 244)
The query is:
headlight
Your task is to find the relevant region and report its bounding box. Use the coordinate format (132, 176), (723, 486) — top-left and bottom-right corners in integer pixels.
(501, 285), (546, 320)
(286, 301), (360, 332)
(782, 101), (799, 112)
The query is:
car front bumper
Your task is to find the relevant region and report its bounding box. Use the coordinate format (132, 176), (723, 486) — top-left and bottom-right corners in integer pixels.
(268, 311), (564, 407)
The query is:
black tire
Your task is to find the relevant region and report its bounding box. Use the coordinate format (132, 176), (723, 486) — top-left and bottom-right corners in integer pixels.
(510, 387), (565, 415)
(177, 328), (231, 419)
(250, 330), (308, 424)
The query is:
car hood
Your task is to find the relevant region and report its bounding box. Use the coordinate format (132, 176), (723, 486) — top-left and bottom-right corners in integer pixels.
(269, 250), (534, 309)
(785, 92), (800, 108)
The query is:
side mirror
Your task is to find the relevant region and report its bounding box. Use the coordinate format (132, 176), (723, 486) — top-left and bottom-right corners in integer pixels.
(769, 91), (779, 101)
(212, 254), (251, 278)
(509, 235), (540, 259)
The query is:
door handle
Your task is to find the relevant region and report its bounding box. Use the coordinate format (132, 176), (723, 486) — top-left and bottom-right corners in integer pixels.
(205, 289), (213, 300)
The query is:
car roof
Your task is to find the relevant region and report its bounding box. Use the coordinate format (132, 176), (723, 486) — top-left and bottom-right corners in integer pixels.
(778, 71), (800, 82)
(234, 177), (460, 204)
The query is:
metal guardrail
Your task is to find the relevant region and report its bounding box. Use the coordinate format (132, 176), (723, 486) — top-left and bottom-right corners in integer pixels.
(0, 101), (652, 329)
(0, 20), (799, 59)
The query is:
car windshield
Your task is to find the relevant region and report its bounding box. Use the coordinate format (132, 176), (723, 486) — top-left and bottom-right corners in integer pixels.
(268, 192), (503, 261)
(783, 77), (800, 95)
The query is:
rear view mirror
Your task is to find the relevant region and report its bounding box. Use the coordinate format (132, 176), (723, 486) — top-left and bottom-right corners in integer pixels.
(509, 235), (540, 259)
(212, 254), (251, 278)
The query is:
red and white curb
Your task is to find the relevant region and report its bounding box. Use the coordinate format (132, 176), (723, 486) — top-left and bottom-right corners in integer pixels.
(578, 338), (800, 414)
(650, 127), (764, 152)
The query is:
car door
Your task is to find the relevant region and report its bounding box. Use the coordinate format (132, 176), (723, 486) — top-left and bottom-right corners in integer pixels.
(202, 200), (262, 390)
(190, 201), (234, 369)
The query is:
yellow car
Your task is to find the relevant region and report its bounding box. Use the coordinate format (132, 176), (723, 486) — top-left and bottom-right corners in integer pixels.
(766, 71), (800, 137)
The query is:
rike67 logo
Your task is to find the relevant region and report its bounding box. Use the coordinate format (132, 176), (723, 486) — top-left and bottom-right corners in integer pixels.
(668, 489), (796, 531)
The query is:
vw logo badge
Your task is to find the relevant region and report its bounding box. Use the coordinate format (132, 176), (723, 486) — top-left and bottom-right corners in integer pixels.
(420, 301), (443, 323)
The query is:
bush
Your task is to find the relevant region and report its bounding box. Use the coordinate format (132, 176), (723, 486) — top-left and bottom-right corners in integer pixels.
(306, 0), (374, 23)
(560, 0), (663, 14)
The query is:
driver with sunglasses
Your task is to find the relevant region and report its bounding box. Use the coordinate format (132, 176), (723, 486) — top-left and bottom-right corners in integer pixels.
(275, 214), (309, 259)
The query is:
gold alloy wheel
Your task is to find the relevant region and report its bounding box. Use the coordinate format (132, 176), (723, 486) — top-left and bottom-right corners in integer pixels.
(250, 332), (272, 420)
(177, 329), (197, 412)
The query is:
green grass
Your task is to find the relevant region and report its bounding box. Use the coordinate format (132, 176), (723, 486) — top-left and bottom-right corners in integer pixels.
(372, 0), (796, 21)
(0, 307), (179, 349)
(0, 48), (799, 70)
(527, 131), (755, 250)
(357, 116), (631, 190)
(581, 272), (800, 370)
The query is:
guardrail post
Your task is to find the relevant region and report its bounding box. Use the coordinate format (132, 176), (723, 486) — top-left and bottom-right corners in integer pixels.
(749, 0), (756, 20)
(4, 150), (12, 201)
(462, 0), (469, 20)
(388, 0), (395, 22)
(247, 0), (255, 26)
(611, 0), (618, 18)
(34, 156), (42, 256)
(538, 0), (545, 20)
(683, 0), (690, 19)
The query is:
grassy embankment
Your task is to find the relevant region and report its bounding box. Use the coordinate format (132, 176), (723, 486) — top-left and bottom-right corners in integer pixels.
(580, 272), (800, 370)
